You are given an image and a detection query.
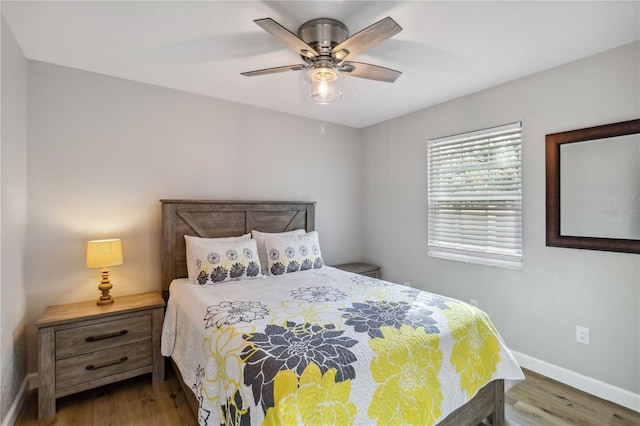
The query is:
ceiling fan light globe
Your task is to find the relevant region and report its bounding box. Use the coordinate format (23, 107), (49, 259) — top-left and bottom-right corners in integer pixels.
(305, 67), (343, 104)
(308, 90), (342, 104)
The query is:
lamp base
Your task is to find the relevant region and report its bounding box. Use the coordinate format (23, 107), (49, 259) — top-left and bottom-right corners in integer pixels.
(97, 296), (114, 306)
(97, 267), (115, 306)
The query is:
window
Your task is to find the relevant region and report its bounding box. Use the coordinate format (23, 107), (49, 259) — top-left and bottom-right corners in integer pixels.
(427, 122), (522, 269)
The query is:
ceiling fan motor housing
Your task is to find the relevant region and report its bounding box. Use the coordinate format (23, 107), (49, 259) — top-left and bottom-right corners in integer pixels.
(298, 18), (348, 56)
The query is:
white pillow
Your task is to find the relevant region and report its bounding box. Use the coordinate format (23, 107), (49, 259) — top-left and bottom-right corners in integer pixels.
(185, 234), (250, 282)
(264, 231), (324, 276)
(251, 229), (305, 275)
(188, 238), (263, 285)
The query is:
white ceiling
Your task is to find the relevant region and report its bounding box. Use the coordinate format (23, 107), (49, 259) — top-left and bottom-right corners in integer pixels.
(3, 1), (639, 128)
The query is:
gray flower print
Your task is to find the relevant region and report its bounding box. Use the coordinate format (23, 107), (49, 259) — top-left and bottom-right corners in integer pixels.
(246, 261), (261, 277)
(221, 389), (251, 426)
(226, 249), (238, 261)
(311, 244), (320, 255)
(284, 246), (295, 258)
(300, 259), (313, 271)
(211, 266), (228, 283)
(197, 270), (209, 285)
(350, 275), (388, 287)
(270, 262), (285, 275)
(299, 245), (308, 256)
(229, 263), (246, 279)
(286, 261), (300, 273)
(341, 300), (439, 338)
(242, 248), (254, 259)
(291, 286), (346, 302)
(207, 252), (220, 265)
(269, 248), (279, 261)
(204, 301), (269, 329)
(192, 365), (211, 425)
(313, 257), (324, 269)
(196, 259), (202, 269)
(412, 292), (453, 311)
(240, 322), (357, 412)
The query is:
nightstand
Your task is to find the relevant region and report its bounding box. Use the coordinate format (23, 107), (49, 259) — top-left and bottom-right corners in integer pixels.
(333, 262), (381, 279)
(36, 292), (165, 420)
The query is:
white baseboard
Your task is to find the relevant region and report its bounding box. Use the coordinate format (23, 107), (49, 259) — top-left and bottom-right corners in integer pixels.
(1, 373), (35, 426)
(512, 350), (640, 412)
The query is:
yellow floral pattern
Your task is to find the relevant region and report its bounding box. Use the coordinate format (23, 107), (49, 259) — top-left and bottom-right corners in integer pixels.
(368, 324), (443, 425)
(443, 302), (501, 397)
(201, 325), (255, 419)
(263, 362), (357, 426)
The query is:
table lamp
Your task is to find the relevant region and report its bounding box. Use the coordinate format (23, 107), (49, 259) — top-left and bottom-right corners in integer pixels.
(86, 239), (123, 305)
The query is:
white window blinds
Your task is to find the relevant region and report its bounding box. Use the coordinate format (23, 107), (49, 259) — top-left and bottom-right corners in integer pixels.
(427, 122), (522, 269)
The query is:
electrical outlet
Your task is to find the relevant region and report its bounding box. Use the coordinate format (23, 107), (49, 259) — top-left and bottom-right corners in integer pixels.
(469, 299), (478, 307)
(576, 326), (590, 344)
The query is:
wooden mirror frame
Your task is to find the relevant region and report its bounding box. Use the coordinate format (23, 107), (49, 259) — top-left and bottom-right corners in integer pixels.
(545, 118), (640, 253)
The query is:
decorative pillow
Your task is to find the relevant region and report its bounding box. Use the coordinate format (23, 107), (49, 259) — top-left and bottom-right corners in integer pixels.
(264, 231), (324, 276)
(184, 234), (252, 283)
(190, 238), (263, 285)
(251, 229), (306, 275)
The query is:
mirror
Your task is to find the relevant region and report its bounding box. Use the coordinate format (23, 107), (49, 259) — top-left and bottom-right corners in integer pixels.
(560, 134), (640, 239)
(546, 119), (640, 253)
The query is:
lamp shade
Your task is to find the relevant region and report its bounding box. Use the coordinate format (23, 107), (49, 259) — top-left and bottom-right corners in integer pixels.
(304, 61), (343, 104)
(86, 239), (123, 268)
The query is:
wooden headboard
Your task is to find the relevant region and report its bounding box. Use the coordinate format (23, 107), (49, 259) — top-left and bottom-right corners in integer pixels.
(160, 200), (316, 294)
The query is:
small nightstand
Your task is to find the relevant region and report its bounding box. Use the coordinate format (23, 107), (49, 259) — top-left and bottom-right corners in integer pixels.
(333, 262), (381, 279)
(36, 292), (165, 420)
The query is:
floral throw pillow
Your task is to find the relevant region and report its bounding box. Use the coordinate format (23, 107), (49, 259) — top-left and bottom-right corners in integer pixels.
(251, 229), (306, 275)
(187, 238), (263, 285)
(264, 231), (324, 276)
(184, 234), (250, 282)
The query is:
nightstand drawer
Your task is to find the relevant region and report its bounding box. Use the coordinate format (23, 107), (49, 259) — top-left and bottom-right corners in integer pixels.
(55, 313), (151, 359)
(55, 340), (152, 390)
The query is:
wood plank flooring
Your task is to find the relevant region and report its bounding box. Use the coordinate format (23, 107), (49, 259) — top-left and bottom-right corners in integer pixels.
(15, 368), (639, 425)
(16, 367), (196, 426)
(505, 370), (639, 425)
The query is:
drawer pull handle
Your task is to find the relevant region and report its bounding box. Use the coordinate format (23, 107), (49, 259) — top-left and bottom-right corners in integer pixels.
(86, 356), (128, 371)
(85, 329), (128, 342)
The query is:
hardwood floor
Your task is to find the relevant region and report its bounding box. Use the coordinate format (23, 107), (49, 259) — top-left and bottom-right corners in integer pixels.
(504, 370), (639, 426)
(16, 367), (197, 426)
(16, 368), (639, 425)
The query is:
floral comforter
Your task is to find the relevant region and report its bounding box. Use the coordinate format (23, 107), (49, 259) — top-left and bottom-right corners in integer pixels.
(161, 267), (524, 426)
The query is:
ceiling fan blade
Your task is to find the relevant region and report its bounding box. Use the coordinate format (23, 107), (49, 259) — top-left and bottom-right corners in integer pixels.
(340, 61), (402, 83)
(241, 64), (307, 77)
(332, 17), (402, 61)
(254, 18), (319, 58)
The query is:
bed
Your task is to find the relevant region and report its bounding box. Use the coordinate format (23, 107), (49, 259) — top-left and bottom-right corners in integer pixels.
(160, 200), (524, 425)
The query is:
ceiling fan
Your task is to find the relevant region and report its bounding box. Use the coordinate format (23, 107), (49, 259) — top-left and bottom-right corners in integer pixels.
(241, 16), (403, 104)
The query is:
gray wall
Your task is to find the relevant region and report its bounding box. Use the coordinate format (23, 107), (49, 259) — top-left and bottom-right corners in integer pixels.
(361, 41), (640, 393)
(0, 14), (28, 420)
(25, 61), (364, 372)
